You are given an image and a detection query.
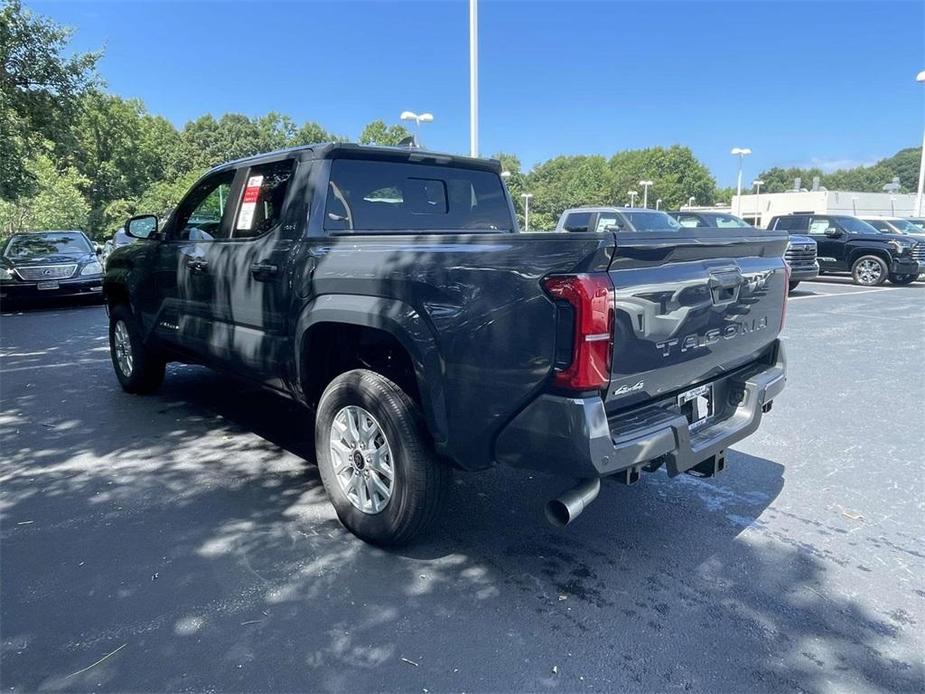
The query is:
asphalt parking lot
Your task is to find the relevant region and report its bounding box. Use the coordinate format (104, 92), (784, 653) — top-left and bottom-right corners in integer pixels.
(1, 277), (923, 693)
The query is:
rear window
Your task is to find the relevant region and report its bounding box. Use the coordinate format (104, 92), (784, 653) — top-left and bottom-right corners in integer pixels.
(622, 211), (681, 231)
(324, 160), (512, 233)
(710, 214), (750, 228)
(676, 214), (705, 228)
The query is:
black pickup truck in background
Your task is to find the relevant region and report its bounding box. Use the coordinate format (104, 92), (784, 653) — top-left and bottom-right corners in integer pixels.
(105, 144), (789, 545)
(768, 213), (924, 286)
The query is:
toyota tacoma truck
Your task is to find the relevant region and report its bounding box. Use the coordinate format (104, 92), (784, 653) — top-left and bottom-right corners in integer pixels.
(105, 144), (789, 545)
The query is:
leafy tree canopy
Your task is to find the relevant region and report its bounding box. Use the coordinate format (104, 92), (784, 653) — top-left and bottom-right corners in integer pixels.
(358, 120), (412, 146)
(0, 0), (99, 200)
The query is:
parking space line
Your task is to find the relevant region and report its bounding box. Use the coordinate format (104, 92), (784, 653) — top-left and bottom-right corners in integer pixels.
(789, 288), (890, 300)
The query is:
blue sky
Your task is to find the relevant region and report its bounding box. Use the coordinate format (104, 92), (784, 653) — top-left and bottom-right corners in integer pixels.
(34, 0), (925, 185)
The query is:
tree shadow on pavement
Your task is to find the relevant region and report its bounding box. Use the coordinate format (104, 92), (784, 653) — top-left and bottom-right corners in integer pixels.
(1, 312), (922, 693)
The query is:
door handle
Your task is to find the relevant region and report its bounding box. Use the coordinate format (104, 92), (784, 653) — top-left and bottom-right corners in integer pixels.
(250, 262), (279, 280)
(186, 258), (208, 273)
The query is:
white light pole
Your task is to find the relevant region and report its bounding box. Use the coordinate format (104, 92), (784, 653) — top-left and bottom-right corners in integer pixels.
(852, 196), (858, 215)
(655, 198), (662, 210)
(731, 147), (752, 217)
(916, 70), (925, 216)
(400, 111), (433, 146)
(628, 190), (638, 207)
(638, 180), (653, 208)
(521, 193), (533, 231)
(469, 0), (478, 157)
(752, 179), (764, 227)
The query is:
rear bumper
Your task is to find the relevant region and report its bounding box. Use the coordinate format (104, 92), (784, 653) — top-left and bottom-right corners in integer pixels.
(495, 341), (786, 478)
(0, 277), (103, 301)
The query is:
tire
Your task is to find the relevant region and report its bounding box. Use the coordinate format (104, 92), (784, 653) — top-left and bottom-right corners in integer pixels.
(851, 255), (888, 286)
(888, 273), (917, 286)
(315, 369), (448, 546)
(788, 280), (800, 292)
(109, 304), (166, 394)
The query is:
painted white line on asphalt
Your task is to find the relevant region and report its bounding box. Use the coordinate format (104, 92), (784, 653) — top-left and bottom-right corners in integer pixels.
(789, 288), (890, 300)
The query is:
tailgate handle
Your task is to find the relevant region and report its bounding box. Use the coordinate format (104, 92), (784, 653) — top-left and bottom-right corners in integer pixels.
(708, 270), (742, 306)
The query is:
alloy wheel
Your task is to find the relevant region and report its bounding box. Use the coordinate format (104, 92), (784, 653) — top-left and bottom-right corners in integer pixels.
(329, 405), (395, 514)
(856, 259), (882, 286)
(113, 320), (134, 377)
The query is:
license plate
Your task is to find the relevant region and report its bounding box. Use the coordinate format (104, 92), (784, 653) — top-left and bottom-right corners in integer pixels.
(37, 281), (59, 291)
(678, 384), (714, 430)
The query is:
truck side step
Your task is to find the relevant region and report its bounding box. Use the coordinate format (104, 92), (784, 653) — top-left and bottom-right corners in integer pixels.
(686, 451), (726, 478)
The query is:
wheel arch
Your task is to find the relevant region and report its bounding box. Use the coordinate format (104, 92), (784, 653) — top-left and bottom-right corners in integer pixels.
(294, 295), (449, 447)
(847, 247), (891, 268)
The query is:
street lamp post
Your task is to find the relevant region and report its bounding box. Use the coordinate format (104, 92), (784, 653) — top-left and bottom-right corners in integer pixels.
(521, 193), (533, 231)
(469, 0), (478, 157)
(852, 196), (858, 215)
(916, 70), (925, 216)
(638, 180), (653, 208)
(627, 190), (638, 207)
(752, 179), (764, 227)
(655, 198), (662, 210)
(400, 111), (434, 146)
(731, 147), (752, 217)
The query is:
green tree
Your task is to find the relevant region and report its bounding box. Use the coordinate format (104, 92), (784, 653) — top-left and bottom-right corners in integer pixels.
(358, 120), (412, 146)
(132, 169), (204, 220)
(609, 145), (716, 211)
(492, 152), (527, 227)
(524, 155), (615, 230)
(0, 0), (99, 201)
(65, 91), (179, 234)
(0, 150), (90, 234)
(756, 147), (922, 194)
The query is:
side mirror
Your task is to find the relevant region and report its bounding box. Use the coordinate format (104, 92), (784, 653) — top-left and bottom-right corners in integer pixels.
(125, 214), (158, 240)
(824, 227), (841, 238)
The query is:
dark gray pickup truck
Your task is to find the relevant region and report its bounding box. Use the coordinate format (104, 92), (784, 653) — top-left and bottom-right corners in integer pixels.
(105, 144), (789, 545)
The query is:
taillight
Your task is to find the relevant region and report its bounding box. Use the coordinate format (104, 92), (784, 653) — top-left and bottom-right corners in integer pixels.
(780, 263), (791, 330)
(543, 273), (614, 392)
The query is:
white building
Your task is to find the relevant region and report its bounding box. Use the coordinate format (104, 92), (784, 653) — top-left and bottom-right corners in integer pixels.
(730, 191), (919, 228)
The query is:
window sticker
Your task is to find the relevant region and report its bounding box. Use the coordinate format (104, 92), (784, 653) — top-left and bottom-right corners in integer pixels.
(236, 175), (264, 230)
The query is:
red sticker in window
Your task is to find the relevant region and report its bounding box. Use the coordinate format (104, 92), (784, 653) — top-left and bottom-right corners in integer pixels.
(237, 176), (264, 230)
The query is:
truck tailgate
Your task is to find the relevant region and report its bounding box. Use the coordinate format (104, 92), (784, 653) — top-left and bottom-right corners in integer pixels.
(605, 229), (789, 412)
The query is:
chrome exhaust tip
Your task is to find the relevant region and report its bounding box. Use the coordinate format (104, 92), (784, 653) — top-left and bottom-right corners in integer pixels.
(545, 478), (601, 527)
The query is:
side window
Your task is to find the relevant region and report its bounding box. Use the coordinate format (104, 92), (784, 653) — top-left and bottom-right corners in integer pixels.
(233, 160), (294, 239)
(808, 217), (832, 235)
(677, 214), (703, 228)
(171, 171), (236, 241)
(867, 220), (890, 233)
(776, 216), (808, 232)
(563, 212), (591, 232)
(595, 215), (621, 232)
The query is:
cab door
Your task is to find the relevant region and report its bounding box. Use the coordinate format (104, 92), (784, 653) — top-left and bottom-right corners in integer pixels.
(153, 168), (241, 355)
(194, 158), (300, 387)
(808, 216), (847, 270)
